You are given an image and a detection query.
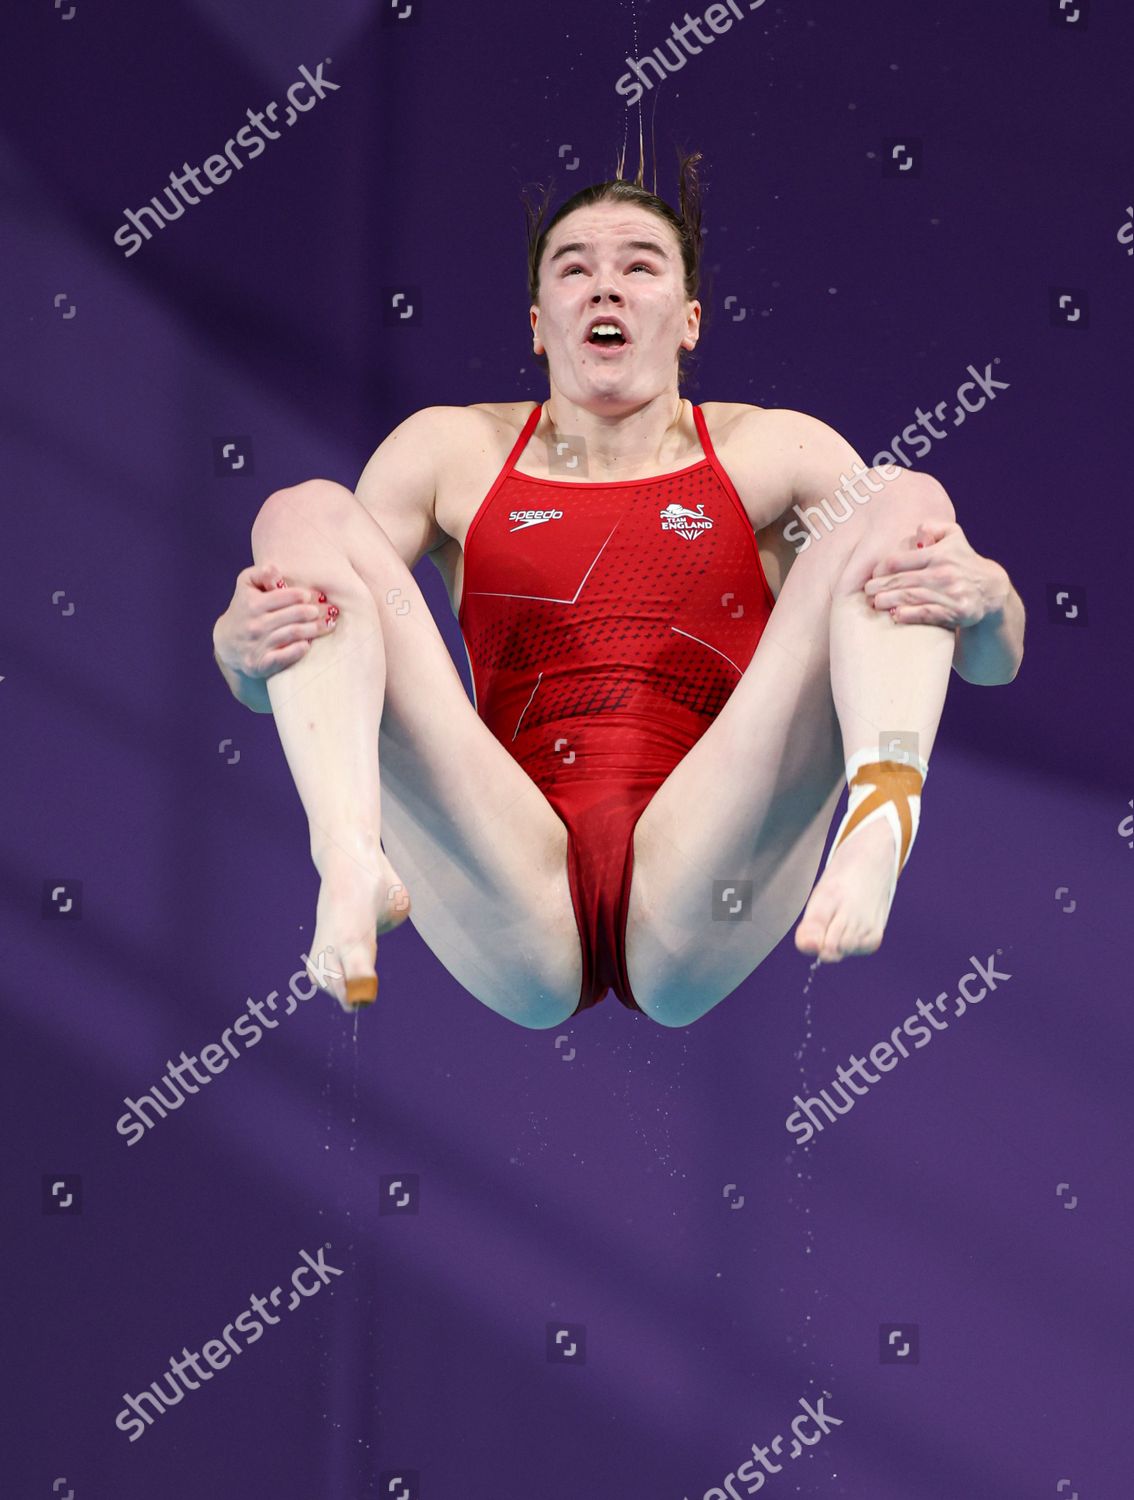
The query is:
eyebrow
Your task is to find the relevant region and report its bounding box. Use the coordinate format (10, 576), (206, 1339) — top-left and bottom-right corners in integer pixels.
(547, 238), (671, 264)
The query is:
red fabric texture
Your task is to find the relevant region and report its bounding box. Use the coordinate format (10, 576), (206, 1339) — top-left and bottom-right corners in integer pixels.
(458, 402), (776, 1012)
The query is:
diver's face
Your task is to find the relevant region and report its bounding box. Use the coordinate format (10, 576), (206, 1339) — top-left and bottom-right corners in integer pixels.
(531, 201), (700, 405)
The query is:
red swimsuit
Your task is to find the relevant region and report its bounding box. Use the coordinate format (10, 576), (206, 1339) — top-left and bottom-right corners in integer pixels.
(458, 402), (776, 1015)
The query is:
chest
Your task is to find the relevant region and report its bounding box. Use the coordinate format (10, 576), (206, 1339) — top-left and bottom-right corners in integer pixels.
(460, 465), (770, 620)
(432, 418), (792, 616)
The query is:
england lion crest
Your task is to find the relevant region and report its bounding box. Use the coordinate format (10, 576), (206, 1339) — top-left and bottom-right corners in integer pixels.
(659, 501), (714, 541)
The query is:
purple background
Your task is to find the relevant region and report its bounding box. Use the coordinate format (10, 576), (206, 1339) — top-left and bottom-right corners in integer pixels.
(4, 0), (1132, 1495)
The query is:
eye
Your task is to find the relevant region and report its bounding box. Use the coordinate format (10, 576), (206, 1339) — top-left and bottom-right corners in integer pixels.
(562, 263), (654, 275)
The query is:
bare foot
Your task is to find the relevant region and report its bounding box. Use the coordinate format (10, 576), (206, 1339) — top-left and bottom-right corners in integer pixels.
(794, 817), (898, 963)
(306, 848), (411, 1011)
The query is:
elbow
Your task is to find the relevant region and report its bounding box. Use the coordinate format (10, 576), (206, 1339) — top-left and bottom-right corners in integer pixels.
(961, 663), (1021, 688)
(953, 651), (1022, 687)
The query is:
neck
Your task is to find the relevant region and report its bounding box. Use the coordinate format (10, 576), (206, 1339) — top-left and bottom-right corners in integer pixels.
(541, 391), (691, 477)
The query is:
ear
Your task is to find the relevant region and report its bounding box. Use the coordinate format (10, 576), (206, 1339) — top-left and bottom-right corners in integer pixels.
(530, 304), (544, 356)
(680, 299), (701, 351)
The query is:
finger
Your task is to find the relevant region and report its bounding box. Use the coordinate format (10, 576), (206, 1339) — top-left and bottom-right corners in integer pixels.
(865, 563), (931, 595)
(915, 520), (955, 546)
(869, 585), (941, 609)
(870, 588), (903, 609)
(254, 586), (324, 614)
(890, 604), (952, 627)
(869, 548), (934, 583)
(910, 534), (937, 554)
(258, 570), (315, 600)
(251, 642), (311, 678)
(263, 614), (336, 650)
(263, 639), (313, 670)
(245, 562), (283, 590)
(243, 619), (326, 676)
(256, 602), (324, 630)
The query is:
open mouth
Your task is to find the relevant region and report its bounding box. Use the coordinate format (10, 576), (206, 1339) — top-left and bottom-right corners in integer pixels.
(587, 321), (628, 349)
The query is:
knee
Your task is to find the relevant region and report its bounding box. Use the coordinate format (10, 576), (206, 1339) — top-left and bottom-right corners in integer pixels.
(493, 973), (579, 1029)
(251, 478), (355, 552)
(511, 992), (581, 1031)
(855, 467), (955, 532)
(833, 469), (955, 595)
(494, 928), (584, 1031)
(630, 967), (708, 1027)
(634, 990), (701, 1028)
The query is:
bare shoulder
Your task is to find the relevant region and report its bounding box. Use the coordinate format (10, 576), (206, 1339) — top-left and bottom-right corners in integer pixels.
(706, 401), (850, 456)
(417, 400), (538, 473)
(352, 404), (486, 569)
(700, 400), (825, 466)
(367, 402), (517, 463)
(699, 402), (810, 529)
(405, 402), (537, 563)
(356, 402), (519, 503)
(466, 400), (537, 420)
(361, 401), (524, 457)
(705, 402), (868, 529)
(699, 399), (766, 428)
(405, 399), (532, 429)
(464, 400), (538, 442)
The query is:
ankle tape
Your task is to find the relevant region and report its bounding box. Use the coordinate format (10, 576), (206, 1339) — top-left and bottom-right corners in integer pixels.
(826, 750), (929, 902)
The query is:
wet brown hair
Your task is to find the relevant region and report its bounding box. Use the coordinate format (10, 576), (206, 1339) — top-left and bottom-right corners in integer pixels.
(522, 145), (707, 386)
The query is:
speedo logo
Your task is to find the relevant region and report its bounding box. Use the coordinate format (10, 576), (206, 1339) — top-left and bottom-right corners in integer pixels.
(508, 508), (564, 531)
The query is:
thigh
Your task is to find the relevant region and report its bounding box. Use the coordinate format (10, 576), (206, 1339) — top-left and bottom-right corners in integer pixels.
(255, 481), (582, 1027)
(376, 734), (582, 1029)
(625, 577), (844, 1024)
(626, 468), (949, 1024)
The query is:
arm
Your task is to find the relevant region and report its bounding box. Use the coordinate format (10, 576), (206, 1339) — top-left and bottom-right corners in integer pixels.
(724, 407), (1025, 684)
(212, 563), (317, 714)
(864, 519), (1025, 685)
(949, 566), (1025, 686)
(213, 638), (272, 713)
(212, 407), (452, 712)
(351, 404), (452, 563)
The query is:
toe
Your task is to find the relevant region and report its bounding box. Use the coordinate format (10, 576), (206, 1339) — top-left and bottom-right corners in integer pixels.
(796, 906), (832, 954)
(818, 913), (849, 962)
(380, 878), (412, 933)
(795, 919), (820, 954)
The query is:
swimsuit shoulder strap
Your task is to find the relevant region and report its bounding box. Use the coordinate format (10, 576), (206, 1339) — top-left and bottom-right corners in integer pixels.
(461, 402), (544, 581)
(690, 402), (717, 462)
(499, 400), (543, 476)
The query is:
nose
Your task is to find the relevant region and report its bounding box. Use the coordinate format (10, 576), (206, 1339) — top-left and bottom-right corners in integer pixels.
(591, 287), (622, 304)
